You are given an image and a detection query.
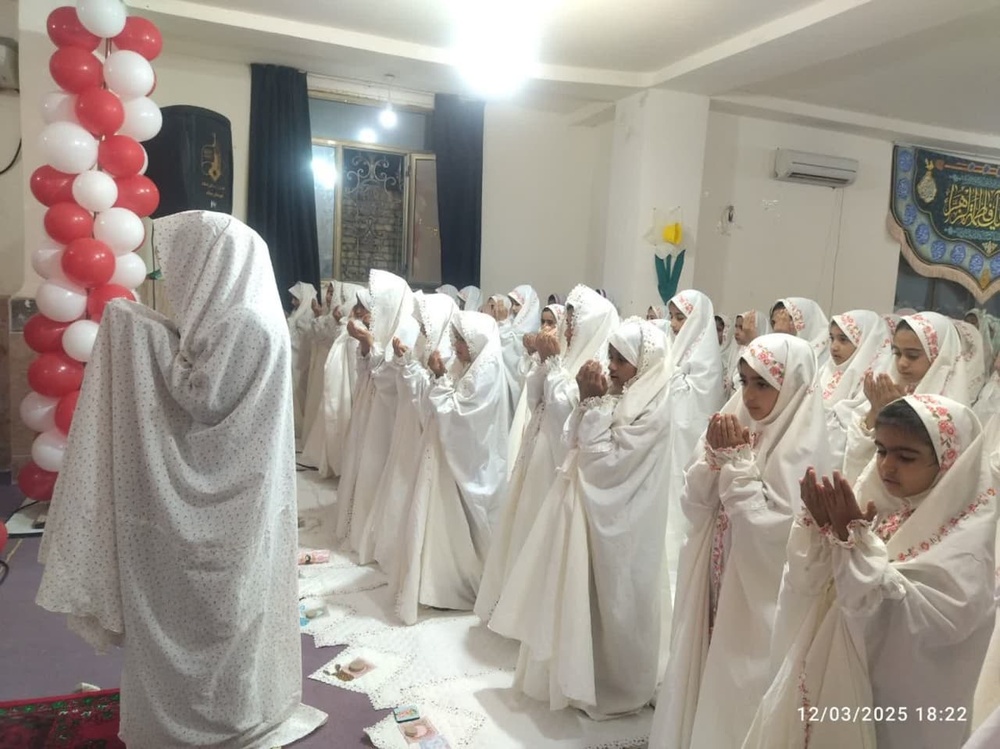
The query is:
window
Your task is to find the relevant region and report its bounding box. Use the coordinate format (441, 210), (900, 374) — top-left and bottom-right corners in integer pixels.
(894, 253), (1000, 317)
(309, 95), (441, 288)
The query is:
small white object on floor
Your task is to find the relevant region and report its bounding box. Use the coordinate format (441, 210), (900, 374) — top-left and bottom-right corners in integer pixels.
(75, 683), (101, 693)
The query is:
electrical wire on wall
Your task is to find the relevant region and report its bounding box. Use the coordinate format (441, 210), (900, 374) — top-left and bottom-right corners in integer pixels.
(820, 186), (846, 312)
(0, 86), (20, 177)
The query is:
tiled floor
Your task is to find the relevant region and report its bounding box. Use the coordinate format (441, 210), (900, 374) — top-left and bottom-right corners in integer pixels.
(0, 472), (387, 748)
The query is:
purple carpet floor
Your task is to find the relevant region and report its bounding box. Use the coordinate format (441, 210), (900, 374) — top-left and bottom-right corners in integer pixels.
(0, 474), (388, 748)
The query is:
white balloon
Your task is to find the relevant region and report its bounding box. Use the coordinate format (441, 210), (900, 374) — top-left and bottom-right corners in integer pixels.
(119, 97), (162, 142)
(20, 392), (59, 433)
(38, 121), (98, 174)
(41, 91), (79, 125)
(63, 319), (100, 363)
(32, 429), (69, 473)
(32, 243), (67, 281)
(104, 50), (154, 100)
(76, 0), (127, 38)
(94, 207), (144, 255)
(36, 279), (87, 323)
(72, 170), (118, 213)
(110, 251), (147, 289)
(139, 146), (148, 175)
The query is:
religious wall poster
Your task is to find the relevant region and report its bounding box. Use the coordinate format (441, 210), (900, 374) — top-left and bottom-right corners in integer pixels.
(889, 145), (1000, 302)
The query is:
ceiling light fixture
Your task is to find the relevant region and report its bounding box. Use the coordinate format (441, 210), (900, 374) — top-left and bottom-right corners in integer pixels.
(379, 74), (398, 129)
(358, 127), (378, 144)
(450, 0), (548, 98)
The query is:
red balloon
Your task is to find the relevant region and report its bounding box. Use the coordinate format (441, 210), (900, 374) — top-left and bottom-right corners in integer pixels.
(55, 390), (81, 434)
(98, 135), (145, 178)
(75, 87), (125, 137)
(17, 461), (59, 503)
(62, 238), (115, 288)
(28, 352), (85, 398)
(112, 17), (163, 60)
(114, 175), (160, 217)
(87, 284), (135, 322)
(47, 6), (100, 51)
(23, 314), (70, 354)
(44, 203), (94, 245)
(30, 166), (75, 207)
(49, 47), (103, 94)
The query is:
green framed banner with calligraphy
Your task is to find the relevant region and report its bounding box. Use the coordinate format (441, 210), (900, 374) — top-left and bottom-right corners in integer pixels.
(888, 145), (1000, 303)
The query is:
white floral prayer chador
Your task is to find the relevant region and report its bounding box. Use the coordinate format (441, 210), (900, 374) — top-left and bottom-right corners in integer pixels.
(491, 318), (673, 719)
(395, 311), (510, 624)
(333, 270), (413, 550)
(773, 297), (830, 366)
(820, 310), (893, 465)
(650, 334), (832, 749)
(743, 395), (999, 749)
(476, 286), (619, 623)
(36, 211), (326, 748)
(498, 284), (541, 412)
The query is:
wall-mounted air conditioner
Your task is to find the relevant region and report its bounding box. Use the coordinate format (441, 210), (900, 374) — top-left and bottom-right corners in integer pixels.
(773, 148), (858, 187)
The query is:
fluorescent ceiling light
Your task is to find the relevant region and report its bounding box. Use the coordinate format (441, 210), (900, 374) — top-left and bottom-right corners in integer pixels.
(358, 127), (378, 143)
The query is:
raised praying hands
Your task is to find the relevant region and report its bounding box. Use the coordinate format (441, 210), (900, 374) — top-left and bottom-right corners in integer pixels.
(534, 330), (561, 362)
(493, 303), (509, 323)
(576, 360), (609, 399)
(332, 305), (344, 323)
(347, 319), (374, 356)
(799, 468), (876, 541)
(523, 333), (538, 355)
(706, 413), (751, 451)
(863, 372), (909, 429)
(392, 336), (409, 359)
(427, 350), (446, 378)
(311, 299), (323, 317)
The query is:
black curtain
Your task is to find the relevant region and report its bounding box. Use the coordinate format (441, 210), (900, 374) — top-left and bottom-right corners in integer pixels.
(432, 94), (485, 288)
(247, 64), (320, 311)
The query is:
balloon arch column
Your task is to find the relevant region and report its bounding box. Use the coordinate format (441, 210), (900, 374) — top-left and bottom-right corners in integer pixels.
(17, 0), (162, 503)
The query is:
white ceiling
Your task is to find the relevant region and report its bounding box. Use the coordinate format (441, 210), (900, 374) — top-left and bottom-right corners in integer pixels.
(128, 0), (1000, 134)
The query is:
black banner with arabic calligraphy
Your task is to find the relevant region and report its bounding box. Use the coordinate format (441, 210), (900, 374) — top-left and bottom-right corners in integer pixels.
(889, 145), (1000, 302)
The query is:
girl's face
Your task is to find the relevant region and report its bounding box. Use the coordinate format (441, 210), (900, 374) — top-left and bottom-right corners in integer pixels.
(892, 328), (931, 385)
(734, 315), (750, 346)
(455, 332), (472, 364)
(540, 309), (557, 331)
(646, 306), (658, 321)
(352, 302), (371, 327)
(829, 322), (857, 366)
(291, 297), (301, 309)
(325, 285), (334, 306)
(608, 345), (637, 394)
(874, 424), (939, 498)
(715, 316), (726, 346)
(458, 297), (466, 311)
(770, 306), (796, 335)
(510, 297), (522, 316)
(668, 302), (686, 335)
(565, 304), (576, 347)
(965, 313), (979, 329)
(739, 359), (780, 421)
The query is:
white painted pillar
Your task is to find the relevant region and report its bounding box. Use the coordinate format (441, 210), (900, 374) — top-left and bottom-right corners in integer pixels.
(601, 89), (710, 316)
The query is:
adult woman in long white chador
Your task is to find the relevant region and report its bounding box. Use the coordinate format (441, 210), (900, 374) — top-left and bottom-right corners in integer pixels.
(457, 284), (482, 312)
(649, 334), (832, 749)
(299, 280), (364, 470)
(476, 287), (619, 622)
(769, 296), (830, 366)
(743, 395), (998, 749)
(498, 284), (541, 409)
(357, 291), (458, 574)
(395, 311), (509, 624)
(842, 311), (975, 483)
(333, 270), (413, 550)
(491, 318), (673, 719)
(288, 280), (317, 435)
(36, 211), (326, 747)
(661, 290), (724, 604)
(819, 310), (893, 465)
(506, 303), (567, 478)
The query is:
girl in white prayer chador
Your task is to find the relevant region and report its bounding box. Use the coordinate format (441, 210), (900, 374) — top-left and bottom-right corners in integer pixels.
(770, 297), (830, 366)
(490, 317), (673, 720)
(649, 333), (832, 749)
(395, 310), (509, 624)
(743, 395), (998, 749)
(36, 211), (326, 748)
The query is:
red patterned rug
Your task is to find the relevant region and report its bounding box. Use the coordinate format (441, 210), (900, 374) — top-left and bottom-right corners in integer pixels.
(0, 689), (124, 749)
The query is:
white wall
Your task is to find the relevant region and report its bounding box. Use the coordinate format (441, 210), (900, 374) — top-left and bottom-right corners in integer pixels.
(481, 103), (610, 300)
(14, 0), (251, 297)
(693, 110), (899, 318)
(0, 0), (22, 296)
